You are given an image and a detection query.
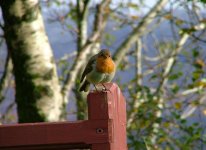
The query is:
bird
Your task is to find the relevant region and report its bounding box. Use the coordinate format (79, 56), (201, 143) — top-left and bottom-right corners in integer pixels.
(79, 49), (116, 92)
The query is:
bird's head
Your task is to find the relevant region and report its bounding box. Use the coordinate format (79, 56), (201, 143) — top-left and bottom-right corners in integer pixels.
(98, 49), (111, 59)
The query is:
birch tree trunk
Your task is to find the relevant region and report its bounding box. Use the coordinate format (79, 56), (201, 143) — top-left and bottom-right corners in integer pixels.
(0, 0), (63, 122)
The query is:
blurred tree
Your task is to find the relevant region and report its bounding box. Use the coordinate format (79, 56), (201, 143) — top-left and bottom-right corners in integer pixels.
(0, 0), (206, 149)
(0, 0), (63, 122)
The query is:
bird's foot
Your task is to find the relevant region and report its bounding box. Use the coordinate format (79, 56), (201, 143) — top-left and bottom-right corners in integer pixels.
(91, 84), (101, 92)
(92, 84), (112, 93)
(101, 84), (112, 93)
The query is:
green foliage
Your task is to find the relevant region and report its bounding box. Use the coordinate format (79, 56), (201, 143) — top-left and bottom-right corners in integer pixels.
(58, 59), (70, 83)
(103, 32), (116, 46)
(187, 0), (206, 3)
(169, 72), (183, 80)
(126, 38), (206, 149)
(45, 1), (206, 149)
(67, 6), (77, 22)
(200, 0), (206, 3)
(179, 27), (196, 35)
(1, 0), (206, 149)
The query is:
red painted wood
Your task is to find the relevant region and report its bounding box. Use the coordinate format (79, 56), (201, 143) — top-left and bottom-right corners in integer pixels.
(0, 120), (109, 148)
(88, 83), (127, 150)
(0, 83), (127, 150)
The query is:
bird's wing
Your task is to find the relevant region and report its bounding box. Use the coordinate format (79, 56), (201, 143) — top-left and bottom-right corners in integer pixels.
(80, 54), (97, 82)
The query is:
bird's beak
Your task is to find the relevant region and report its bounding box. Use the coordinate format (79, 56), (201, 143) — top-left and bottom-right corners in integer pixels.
(103, 54), (108, 58)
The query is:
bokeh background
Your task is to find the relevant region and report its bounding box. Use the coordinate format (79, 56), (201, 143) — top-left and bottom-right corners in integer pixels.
(1, 0), (206, 149)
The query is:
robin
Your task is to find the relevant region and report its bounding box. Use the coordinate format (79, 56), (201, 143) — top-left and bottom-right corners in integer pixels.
(79, 49), (116, 92)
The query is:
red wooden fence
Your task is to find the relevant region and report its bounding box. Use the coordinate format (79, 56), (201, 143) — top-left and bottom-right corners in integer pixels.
(0, 83), (127, 150)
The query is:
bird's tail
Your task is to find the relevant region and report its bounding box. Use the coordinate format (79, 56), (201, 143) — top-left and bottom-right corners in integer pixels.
(79, 80), (90, 92)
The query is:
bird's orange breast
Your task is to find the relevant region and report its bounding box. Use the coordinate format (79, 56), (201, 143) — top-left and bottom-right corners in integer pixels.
(96, 57), (115, 73)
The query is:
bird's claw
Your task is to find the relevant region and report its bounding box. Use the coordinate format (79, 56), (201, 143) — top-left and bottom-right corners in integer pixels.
(102, 87), (112, 93)
(91, 84), (112, 93)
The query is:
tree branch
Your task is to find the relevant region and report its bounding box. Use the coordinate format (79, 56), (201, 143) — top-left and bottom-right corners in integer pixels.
(0, 53), (12, 104)
(127, 38), (143, 128)
(61, 0), (111, 105)
(0, 102), (15, 123)
(120, 0), (169, 129)
(155, 22), (206, 95)
(76, 0), (90, 49)
(135, 38), (142, 86)
(113, 0), (168, 67)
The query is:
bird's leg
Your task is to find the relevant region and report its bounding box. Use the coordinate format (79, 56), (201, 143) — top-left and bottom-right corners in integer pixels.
(102, 83), (107, 91)
(93, 84), (98, 92)
(101, 83), (112, 93)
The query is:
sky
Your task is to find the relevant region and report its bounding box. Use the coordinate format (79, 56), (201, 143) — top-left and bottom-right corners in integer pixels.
(41, 0), (157, 14)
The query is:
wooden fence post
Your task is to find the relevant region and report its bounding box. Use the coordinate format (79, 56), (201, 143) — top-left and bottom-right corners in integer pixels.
(88, 83), (127, 150)
(0, 83), (127, 150)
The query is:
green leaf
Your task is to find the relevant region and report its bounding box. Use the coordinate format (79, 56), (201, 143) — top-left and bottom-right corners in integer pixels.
(103, 33), (116, 46)
(192, 49), (199, 57)
(192, 69), (204, 81)
(169, 72), (183, 80)
(200, 0), (206, 3)
(127, 2), (139, 10)
(171, 85), (179, 93)
(149, 74), (158, 81)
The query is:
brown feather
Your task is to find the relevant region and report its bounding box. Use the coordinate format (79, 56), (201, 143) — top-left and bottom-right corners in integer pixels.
(80, 54), (97, 82)
(79, 80), (90, 92)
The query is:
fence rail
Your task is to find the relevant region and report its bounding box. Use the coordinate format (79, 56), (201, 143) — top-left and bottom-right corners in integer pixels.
(0, 83), (127, 150)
